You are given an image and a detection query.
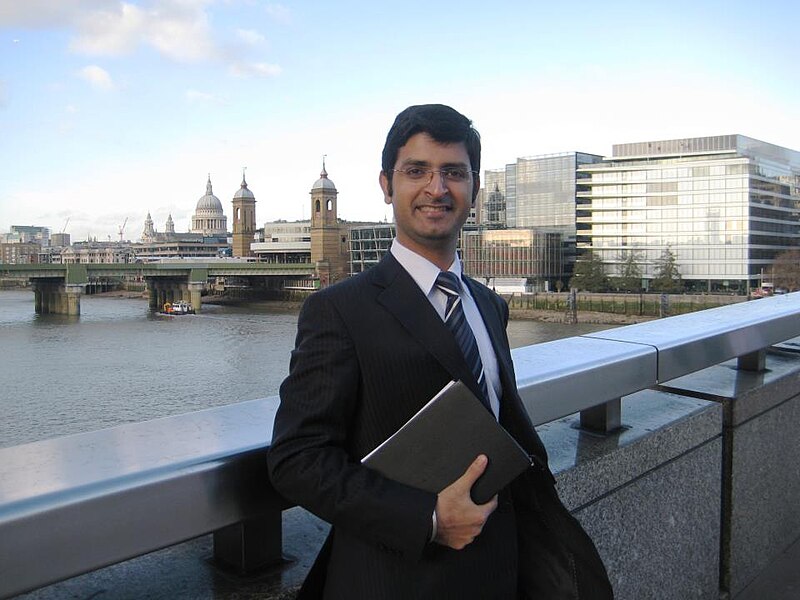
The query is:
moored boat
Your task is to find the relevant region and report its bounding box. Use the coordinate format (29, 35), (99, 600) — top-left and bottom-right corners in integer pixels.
(160, 300), (195, 315)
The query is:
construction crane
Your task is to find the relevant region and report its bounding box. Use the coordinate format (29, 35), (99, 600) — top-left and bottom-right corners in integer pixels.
(118, 217), (128, 242)
(61, 217), (70, 234)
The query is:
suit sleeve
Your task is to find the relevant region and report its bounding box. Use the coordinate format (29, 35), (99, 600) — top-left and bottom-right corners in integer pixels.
(267, 290), (437, 560)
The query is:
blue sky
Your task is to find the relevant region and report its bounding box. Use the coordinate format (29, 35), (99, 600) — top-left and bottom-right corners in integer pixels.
(1, 0), (798, 242)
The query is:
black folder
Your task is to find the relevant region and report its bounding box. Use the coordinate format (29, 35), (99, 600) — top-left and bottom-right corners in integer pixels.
(361, 380), (532, 504)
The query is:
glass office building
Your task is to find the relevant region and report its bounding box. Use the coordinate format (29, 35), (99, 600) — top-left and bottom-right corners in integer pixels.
(461, 228), (563, 291)
(508, 153), (603, 235)
(349, 224), (395, 275)
(578, 135), (800, 293)
(479, 152), (602, 282)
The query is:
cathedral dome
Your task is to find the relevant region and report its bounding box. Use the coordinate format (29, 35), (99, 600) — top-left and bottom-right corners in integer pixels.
(191, 175), (228, 236)
(196, 176), (223, 211)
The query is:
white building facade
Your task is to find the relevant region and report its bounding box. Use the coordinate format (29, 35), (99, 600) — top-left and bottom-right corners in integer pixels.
(578, 135), (800, 293)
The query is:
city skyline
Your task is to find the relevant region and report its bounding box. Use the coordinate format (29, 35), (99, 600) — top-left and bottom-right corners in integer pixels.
(1, 0), (799, 242)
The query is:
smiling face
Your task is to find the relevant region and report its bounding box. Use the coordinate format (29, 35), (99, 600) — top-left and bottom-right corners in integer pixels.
(380, 133), (479, 270)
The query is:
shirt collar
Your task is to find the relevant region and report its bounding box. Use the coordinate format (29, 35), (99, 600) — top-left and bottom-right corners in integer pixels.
(390, 239), (462, 296)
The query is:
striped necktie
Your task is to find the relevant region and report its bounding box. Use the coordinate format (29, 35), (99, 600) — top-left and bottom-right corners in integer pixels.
(435, 271), (491, 411)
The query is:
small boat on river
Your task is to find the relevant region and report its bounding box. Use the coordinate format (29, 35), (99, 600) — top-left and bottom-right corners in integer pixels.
(161, 300), (195, 315)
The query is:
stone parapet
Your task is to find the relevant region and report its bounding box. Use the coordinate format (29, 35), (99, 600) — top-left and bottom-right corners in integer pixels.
(658, 349), (800, 597)
(540, 390), (723, 600)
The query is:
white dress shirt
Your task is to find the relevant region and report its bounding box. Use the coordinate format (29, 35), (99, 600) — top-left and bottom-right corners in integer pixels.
(390, 240), (501, 419)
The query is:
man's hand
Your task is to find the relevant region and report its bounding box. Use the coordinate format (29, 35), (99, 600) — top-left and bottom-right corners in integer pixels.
(434, 454), (498, 550)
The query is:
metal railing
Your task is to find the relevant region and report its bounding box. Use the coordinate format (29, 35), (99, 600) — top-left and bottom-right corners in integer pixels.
(1, 291), (799, 598)
(514, 292), (800, 430)
(0, 399), (286, 598)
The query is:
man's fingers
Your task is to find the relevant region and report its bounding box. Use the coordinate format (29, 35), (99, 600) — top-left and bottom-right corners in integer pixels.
(435, 457), (498, 550)
(454, 454), (488, 491)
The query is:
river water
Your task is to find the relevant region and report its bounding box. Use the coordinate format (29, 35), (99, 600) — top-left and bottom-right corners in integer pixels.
(0, 290), (611, 448)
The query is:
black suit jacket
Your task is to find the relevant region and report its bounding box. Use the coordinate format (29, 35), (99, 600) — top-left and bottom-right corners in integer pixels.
(268, 253), (611, 599)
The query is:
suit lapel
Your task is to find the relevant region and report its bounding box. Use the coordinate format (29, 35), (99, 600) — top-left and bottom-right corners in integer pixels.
(372, 254), (481, 398)
(463, 277), (516, 391)
(462, 277), (537, 434)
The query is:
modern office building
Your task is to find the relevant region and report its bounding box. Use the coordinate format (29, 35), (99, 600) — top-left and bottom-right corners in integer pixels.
(4, 226), (51, 246)
(132, 239), (229, 261)
(476, 152), (601, 284)
(251, 220), (312, 264)
(485, 153), (603, 233)
(349, 223), (395, 275)
(460, 228), (564, 291)
(578, 135), (800, 293)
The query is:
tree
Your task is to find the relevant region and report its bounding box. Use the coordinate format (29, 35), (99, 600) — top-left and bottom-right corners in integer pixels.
(614, 251), (643, 292)
(650, 247), (683, 293)
(569, 250), (610, 292)
(771, 249), (800, 291)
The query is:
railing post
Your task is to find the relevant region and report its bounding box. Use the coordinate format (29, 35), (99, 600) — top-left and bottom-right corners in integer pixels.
(580, 398), (622, 433)
(213, 511), (283, 573)
(737, 349), (766, 372)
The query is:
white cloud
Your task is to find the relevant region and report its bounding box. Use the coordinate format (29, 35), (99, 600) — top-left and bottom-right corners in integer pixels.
(142, 2), (218, 63)
(78, 65), (115, 91)
(264, 3), (290, 24)
(68, 1), (217, 63)
(229, 61), (281, 78)
(4, 1), (282, 76)
(69, 2), (145, 56)
(185, 89), (224, 104)
(236, 28), (266, 46)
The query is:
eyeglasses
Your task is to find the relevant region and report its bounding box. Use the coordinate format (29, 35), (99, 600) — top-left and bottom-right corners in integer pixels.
(392, 167), (476, 185)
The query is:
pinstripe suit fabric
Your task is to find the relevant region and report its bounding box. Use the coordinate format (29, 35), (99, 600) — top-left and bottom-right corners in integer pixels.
(267, 253), (611, 599)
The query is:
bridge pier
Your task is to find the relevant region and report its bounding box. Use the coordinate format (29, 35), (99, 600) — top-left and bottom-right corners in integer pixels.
(146, 278), (204, 313)
(189, 282), (203, 311)
(31, 281), (82, 315)
(146, 280), (159, 311)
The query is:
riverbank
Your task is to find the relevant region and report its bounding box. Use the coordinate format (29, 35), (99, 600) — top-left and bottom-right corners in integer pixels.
(509, 307), (657, 325)
(222, 299), (655, 324)
(88, 291), (654, 325)
(91, 290), (147, 299)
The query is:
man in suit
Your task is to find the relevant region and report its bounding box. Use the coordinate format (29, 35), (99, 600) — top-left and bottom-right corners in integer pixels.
(268, 104), (612, 599)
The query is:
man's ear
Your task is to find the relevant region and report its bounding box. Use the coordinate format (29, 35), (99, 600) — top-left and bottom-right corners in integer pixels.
(379, 171), (393, 205)
(472, 173), (481, 205)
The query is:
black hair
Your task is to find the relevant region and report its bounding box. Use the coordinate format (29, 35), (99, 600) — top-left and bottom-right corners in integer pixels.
(381, 104), (481, 196)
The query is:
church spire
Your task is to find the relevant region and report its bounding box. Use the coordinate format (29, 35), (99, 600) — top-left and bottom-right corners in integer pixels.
(206, 174), (213, 195)
(241, 167), (248, 189)
(320, 155), (328, 178)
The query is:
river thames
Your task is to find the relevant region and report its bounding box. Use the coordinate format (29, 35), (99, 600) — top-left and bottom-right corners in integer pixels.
(0, 290), (611, 448)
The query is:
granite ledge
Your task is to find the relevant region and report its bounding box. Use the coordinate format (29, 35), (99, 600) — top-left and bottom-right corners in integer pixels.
(657, 349), (800, 426)
(538, 389), (721, 511)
